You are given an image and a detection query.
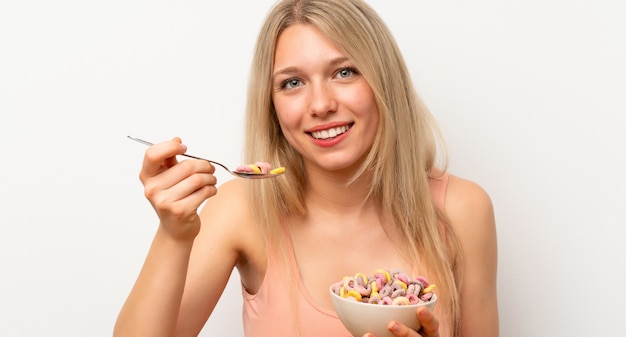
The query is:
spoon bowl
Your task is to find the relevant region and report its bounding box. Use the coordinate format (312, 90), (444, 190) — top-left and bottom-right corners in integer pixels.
(127, 136), (285, 179)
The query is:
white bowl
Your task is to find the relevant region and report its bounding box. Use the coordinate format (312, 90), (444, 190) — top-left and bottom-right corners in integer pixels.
(330, 286), (437, 337)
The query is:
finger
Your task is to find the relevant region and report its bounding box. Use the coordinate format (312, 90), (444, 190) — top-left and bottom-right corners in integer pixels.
(386, 320), (419, 337)
(416, 307), (439, 337)
(149, 172), (217, 224)
(158, 183), (217, 221)
(162, 137), (183, 168)
(144, 160), (216, 201)
(162, 169), (218, 204)
(140, 138), (188, 179)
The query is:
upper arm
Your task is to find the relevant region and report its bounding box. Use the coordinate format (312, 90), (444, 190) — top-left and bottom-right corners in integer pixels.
(445, 175), (499, 337)
(175, 179), (255, 336)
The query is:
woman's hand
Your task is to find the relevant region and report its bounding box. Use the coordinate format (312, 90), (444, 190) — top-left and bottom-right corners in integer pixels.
(363, 307), (439, 337)
(139, 137), (218, 242)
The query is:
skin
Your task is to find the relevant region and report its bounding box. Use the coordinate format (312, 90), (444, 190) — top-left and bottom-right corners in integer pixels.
(271, 24), (379, 176)
(114, 24), (498, 337)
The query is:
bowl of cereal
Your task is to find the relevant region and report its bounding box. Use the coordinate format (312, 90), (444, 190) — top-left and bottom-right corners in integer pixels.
(329, 269), (437, 337)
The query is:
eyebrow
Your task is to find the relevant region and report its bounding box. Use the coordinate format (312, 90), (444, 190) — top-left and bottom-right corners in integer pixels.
(272, 56), (352, 79)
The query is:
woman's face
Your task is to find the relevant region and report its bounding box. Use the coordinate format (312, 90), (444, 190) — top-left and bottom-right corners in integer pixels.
(271, 24), (379, 175)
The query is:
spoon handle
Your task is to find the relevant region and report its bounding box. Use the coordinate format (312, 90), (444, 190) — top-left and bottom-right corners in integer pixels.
(126, 135), (227, 169)
(126, 135), (283, 179)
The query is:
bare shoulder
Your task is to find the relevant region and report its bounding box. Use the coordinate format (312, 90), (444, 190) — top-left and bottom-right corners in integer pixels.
(196, 178), (261, 256)
(445, 174), (499, 336)
(445, 174), (494, 228)
(175, 179), (265, 336)
(444, 174), (496, 264)
(195, 178), (266, 289)
(199, 178), (252, 221)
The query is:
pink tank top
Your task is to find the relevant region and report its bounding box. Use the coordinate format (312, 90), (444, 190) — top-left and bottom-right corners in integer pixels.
(242, 172), (450, 337)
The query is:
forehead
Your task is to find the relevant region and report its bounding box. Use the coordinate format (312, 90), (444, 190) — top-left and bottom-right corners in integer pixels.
(273, 24), (345, 69)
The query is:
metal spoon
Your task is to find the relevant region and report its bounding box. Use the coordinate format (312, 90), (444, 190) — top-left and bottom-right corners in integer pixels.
(127, 136), (285, 179)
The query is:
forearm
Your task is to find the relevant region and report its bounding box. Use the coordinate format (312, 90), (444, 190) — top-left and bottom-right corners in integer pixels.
(114, 227), (194, 337)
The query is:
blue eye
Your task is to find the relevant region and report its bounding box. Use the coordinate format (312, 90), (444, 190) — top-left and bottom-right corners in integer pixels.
(336, 67), (357, 79)
(281, 78), (302, 89)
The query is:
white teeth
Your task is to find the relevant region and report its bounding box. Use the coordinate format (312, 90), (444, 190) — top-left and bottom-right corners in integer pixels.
(311, 125), (349, 140)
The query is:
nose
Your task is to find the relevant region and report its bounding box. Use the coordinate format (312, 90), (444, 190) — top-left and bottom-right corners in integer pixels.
(308, 82), (337, 118)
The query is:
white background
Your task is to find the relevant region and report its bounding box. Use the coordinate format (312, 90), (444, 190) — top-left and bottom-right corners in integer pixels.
(1, 0), (624, 336)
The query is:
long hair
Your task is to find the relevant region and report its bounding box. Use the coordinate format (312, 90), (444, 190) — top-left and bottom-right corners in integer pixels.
(244, 0), (463, 335)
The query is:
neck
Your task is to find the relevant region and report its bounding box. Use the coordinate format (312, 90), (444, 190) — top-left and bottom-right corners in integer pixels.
(303, 165), (377, 217)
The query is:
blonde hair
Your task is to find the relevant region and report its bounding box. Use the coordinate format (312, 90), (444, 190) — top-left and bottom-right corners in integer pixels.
(244, 0), (463, 335)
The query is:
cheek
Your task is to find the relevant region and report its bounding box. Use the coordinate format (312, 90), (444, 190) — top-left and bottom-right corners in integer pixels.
(352, 87), (380, 140)
(274, 107), (301, 147)
(349, 85), (378, 119)
(274, 107), (296, 131)
(273, 95), (303, 129)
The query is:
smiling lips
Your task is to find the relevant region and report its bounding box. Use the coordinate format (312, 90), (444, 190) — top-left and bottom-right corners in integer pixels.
(309, 124), (351, 140)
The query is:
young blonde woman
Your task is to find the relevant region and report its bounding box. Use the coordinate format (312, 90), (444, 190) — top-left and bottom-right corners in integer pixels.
(114, 1), (499, 336)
